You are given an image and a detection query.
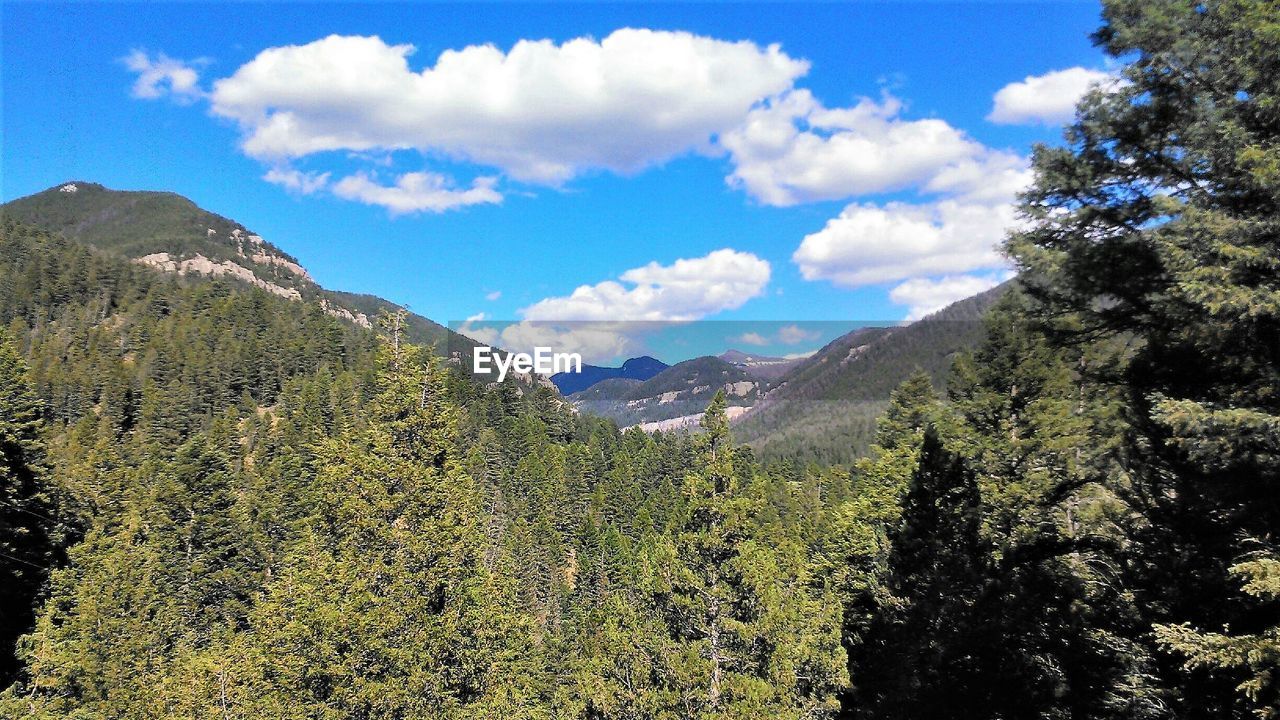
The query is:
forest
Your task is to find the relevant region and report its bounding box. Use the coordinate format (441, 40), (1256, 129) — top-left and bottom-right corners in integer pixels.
(0, 1), (1277, 718)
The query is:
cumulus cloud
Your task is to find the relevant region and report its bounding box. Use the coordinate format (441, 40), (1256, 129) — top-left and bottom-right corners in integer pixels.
(331, 172), (501, 214)
(721, 89), (993, 206)
(482, 322), (641, 364)
(734, 331), (770, 347)
(485, 290), (502, 301)
(458, 249), (771, 364)
(263, 167), (330, 195)
(793, 195), (1020, 288)
(889, 274), (1008, 320)
(777, 324), (820, 345)
(122, 50), (205, 103)
(988, 67), (1113, 125)
(209, 31), (808, 184)
(521, 248), (771, 322)
(786, 134), (1031, 296)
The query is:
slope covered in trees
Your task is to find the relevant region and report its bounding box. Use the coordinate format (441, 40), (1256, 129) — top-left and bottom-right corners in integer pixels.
(1, 182), (465, 352)
(734, 285), (1004, 464)
(568, 355), (762, 428)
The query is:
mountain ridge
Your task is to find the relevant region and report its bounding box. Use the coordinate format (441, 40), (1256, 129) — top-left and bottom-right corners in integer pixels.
(1, 181), (468, 354)
(550, 354), (669, 394)
(732, 283), (1010, 462)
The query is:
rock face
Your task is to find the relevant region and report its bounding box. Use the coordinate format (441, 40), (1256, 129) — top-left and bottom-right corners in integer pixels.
(718, 349), (805, 380)
(318, 298), (372, 328)
(625, 405), (750, 433)
(135, 253), (302, 301)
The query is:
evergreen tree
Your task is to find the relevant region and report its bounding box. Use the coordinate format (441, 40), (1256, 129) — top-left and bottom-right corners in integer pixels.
(650, 392), (846, 718)
(1156, 550), (1280, 719)
(846, 429), (989, 719)
(1007, 1), (1280, 714)
(0, 330), (60, 687)
(210, 336), (547, 718)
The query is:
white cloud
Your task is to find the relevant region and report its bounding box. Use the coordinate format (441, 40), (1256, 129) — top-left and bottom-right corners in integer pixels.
(731, 324), (819, 348)
(793, 196), (1018, 288)
(263, 167), (330, 195)
(734, 331), (770, 347)
(521, 248), (771, 322)
(788, 140), (1031, 290)
(988, 67), (1113, 125)
(721, 89), (991, 206)
(777, 324), (819, 345)
(889, 273), (1009, 321)
(921, 150), (1032, 204)
(485, 290), (502, 301)
(458, 248), (771, 364)
(331, 172), (501, 214)
(492, 322), (639, 364)
(123, 50), (204, 103)
(209, 31), (808, 184)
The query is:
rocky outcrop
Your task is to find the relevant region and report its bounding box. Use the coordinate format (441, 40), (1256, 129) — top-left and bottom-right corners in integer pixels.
(319, 298), (372, 328)
(625, 405), (750, 432)
(134, 252), (302, 301)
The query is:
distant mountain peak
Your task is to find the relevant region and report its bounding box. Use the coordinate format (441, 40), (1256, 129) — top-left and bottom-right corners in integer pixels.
(551, 355), (670, 395)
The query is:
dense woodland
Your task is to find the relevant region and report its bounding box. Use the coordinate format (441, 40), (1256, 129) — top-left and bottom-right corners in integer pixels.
(0, 1), (1277, 718)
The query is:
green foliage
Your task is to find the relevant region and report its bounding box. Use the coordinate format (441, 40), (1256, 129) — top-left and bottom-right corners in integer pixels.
(0, 330), (63, 686)
(1157, 552), (1280, 719)
(735, 286), (1006, 464)
(1004, 0), (1280, 715)
(3, 2), (1278, 714)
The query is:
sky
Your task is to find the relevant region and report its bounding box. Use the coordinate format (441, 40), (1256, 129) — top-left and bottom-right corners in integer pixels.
(3, 2), (1111, 363)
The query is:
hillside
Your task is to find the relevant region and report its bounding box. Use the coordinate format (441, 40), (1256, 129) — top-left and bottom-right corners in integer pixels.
(0, 182), (463, 353)
(733, 283), (1009, 463)
(568, 355), (761, 427)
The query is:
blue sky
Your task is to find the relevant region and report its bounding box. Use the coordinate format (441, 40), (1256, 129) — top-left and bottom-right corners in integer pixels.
(3, 2), (1108, 362)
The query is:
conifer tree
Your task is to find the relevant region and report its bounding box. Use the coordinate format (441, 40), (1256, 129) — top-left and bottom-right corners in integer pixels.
(651, 392), (845, 718)
(1007, 0), (1280, 713)
(213, 334), (546, 718)
(0, 330), (60, 686)
(1156, 551), (1280, 719)
(845, 429), (989, 719)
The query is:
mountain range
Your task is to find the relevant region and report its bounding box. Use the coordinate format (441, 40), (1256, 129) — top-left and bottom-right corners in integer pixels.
(2, 180), (1003, 462)
(550, 355), (669, 394)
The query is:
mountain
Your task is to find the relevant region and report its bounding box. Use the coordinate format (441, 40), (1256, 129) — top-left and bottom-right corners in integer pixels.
(1, 181), (471, 355)
(567, 355), (760, 428)
(550, 355), (668, 394)
(718, 348), (805, 380)
(731, 283), (1009, 463)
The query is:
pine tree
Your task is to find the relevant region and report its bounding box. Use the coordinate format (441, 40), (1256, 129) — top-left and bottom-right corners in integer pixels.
(650, 392), (846, 718)
(1006, 1), (1280, 714)
(844, 430), (987, 719)
(211, 335), (547, 718)
(1156, 551), (1280, 719)
(0, 330), (60, 687)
